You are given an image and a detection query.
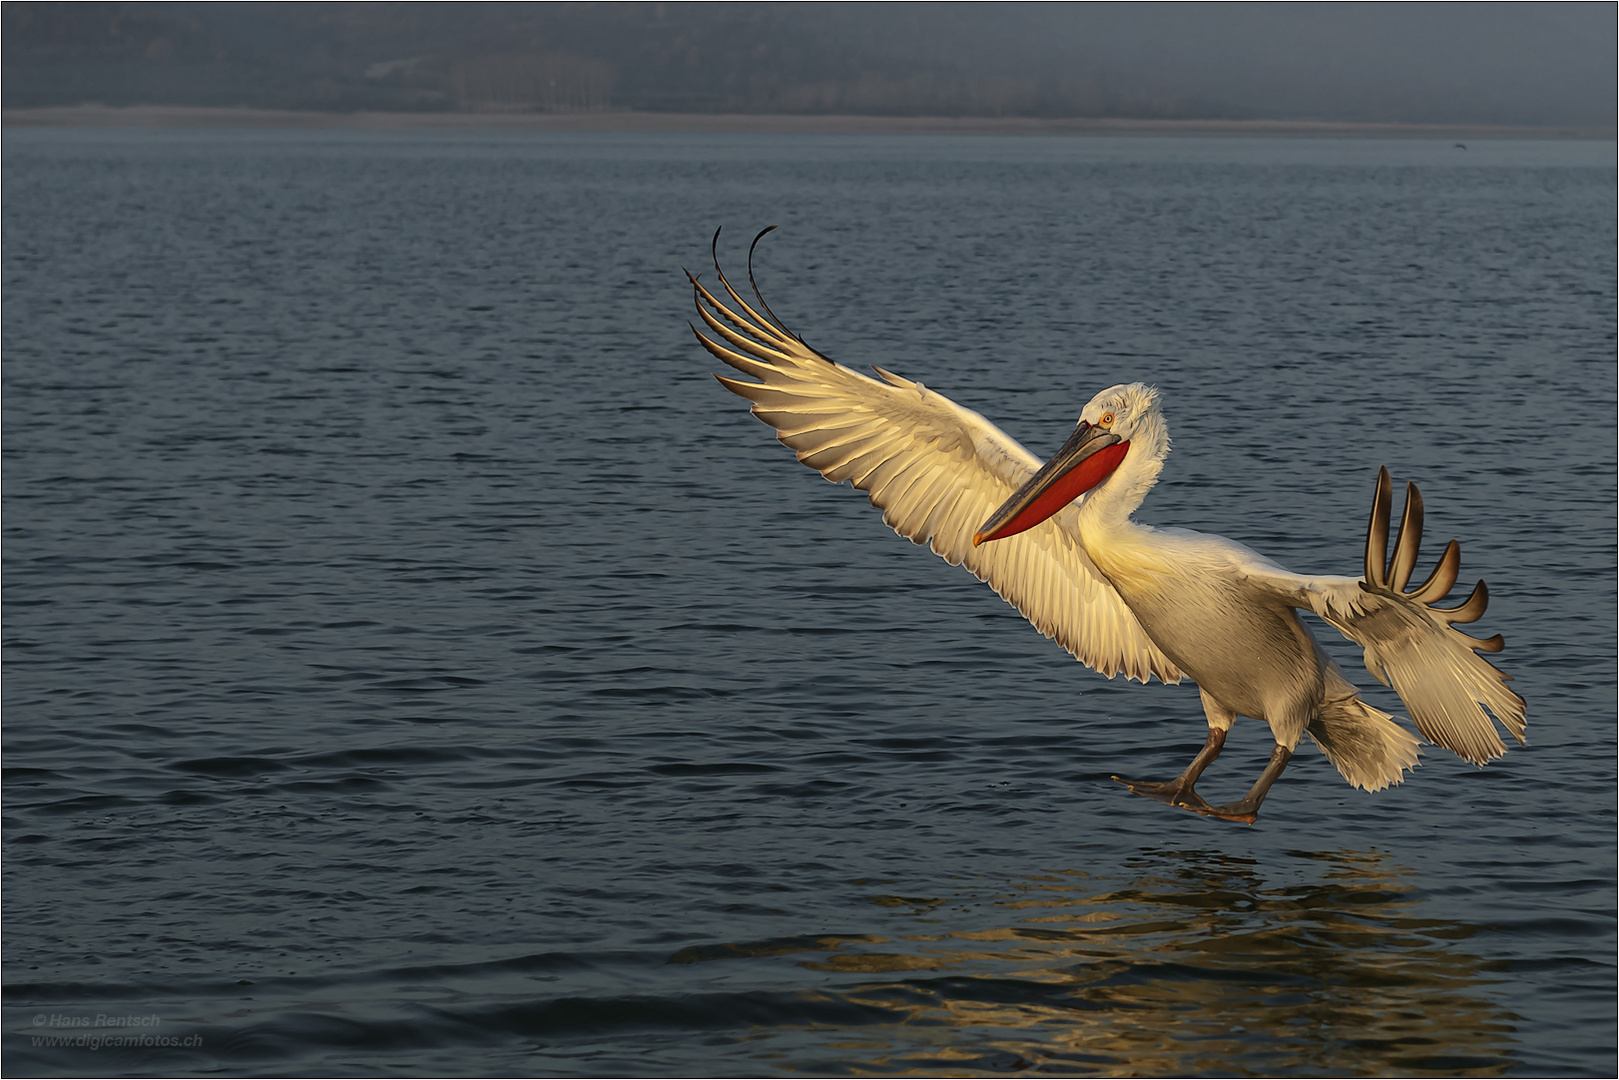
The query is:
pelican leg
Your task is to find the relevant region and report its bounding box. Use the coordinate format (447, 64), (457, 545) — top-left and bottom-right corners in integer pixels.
(1204, 744), (1293, 825)
(1112, 727), (1227, 814)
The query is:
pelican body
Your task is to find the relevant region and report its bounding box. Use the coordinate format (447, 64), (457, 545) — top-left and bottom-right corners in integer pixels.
(689, 230), (1526, 823)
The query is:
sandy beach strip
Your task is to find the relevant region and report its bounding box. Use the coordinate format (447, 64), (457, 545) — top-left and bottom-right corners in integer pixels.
(4, 105), (1611, 139)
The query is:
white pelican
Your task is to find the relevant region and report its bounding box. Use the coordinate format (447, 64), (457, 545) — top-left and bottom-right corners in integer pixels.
(688, 229), (1526, 824)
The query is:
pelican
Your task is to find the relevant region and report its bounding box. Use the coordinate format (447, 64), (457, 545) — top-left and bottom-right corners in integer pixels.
(688, 229), (1526, 823)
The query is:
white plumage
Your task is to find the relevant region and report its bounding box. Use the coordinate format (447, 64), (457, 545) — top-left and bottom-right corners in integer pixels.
(689, 235), (1525, 822)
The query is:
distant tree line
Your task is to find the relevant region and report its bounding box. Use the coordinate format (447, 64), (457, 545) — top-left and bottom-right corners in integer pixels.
(4, 2), (1613, 127)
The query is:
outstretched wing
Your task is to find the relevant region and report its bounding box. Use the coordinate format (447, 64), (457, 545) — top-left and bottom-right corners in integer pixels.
(1245, 468), (1526, 765)
(688, 235), (1181, 685)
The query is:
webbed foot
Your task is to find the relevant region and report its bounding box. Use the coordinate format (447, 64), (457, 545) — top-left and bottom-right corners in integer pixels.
(1112, 775), (1216, 815)
(1201, 802), (1260, 825)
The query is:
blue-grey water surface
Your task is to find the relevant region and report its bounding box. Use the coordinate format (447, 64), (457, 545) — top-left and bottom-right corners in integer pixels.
(3, 129), (1615, 1077)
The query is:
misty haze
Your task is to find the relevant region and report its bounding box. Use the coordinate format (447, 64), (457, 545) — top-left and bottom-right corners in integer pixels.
(4, 2), (1615, 128)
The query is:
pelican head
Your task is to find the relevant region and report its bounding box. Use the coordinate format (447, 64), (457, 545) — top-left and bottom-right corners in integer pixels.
(973, 382), (1164, 546)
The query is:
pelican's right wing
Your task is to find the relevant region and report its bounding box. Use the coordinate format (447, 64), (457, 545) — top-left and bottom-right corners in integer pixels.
(688, 252), (1181, 685)
(1243, 468), (1526, 765)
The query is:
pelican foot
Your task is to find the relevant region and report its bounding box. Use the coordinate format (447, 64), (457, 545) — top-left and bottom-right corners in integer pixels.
(1201, 802), (1260, 825)
(1195, 745), (1292, 826)
(1111, 775), (1216, 814)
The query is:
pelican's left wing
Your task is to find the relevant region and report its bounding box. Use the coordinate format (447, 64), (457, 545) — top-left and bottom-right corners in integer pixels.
(688, 249), (1181, 685)
(1242, 468), (1526, 765)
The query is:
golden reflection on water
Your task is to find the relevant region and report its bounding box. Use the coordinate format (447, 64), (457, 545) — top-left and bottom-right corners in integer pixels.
(684, 849), (1518, 1076)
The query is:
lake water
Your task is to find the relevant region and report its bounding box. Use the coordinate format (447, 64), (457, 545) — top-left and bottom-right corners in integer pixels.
(3, 128), (1614, 1077)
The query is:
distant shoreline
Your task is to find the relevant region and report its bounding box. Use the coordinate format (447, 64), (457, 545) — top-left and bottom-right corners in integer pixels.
(4, 105), (1613, 139)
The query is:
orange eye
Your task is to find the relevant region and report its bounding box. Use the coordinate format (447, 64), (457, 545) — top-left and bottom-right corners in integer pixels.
(1100, 412), (1115, 425)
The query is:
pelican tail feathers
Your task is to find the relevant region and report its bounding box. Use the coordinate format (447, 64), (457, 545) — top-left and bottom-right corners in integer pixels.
(1306, 666), (1422, 791)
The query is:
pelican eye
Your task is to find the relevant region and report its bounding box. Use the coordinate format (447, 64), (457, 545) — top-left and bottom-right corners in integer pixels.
(1099, 412), (1115, 426)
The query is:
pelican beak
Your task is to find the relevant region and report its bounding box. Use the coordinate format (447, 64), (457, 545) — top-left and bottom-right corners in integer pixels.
(973, 422), (1129, 546)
